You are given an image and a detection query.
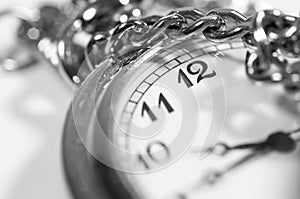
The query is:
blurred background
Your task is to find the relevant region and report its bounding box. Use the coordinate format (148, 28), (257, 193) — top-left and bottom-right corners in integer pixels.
(0, 0), (299, 199)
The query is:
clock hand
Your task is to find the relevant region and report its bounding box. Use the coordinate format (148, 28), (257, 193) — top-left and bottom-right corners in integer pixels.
(172, 151), (269, 199)
(289, 127), (300, 134)
(199, 128), (300, 156)
(198, 128), (300, 186)
(200, 150), (269, 185)
(177, 129), (300, 197)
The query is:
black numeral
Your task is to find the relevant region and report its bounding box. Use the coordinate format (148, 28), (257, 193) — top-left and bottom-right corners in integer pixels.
(158, 93), (174, 113)
(178, 69), (194, 88)
(178, 60), (216, 88)
(141, 93), (174, 121)
(142, 102), (157, 122)
(138, 141), (170, 170)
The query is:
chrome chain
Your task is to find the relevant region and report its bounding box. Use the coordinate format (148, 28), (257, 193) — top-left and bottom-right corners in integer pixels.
(89, 8), (300, 99)
(245, 10), (300, 101)
(1, 4), (300, 98)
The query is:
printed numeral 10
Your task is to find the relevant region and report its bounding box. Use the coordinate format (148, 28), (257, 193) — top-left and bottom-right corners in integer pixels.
(138, 141), (170, 170)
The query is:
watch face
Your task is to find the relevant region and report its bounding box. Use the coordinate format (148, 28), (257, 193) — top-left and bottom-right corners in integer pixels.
(66, 34), (300, 199)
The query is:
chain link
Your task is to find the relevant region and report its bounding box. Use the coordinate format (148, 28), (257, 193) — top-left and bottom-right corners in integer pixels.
(87, 8), (300, 99)
(89, 8), (243, 66)
(245, 10), (300, 101)
(4, 4), (299, 97)
(90, 8), (251, 62)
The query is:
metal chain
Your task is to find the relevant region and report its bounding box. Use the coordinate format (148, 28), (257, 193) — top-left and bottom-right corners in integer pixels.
(88, 8), (244, 63)
(88, 8), (300, 99)
(1, 4), (300, 98)
(245, 10), (300, 101)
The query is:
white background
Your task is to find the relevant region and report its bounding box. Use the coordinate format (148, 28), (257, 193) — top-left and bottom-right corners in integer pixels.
(0, 0), (299, 199)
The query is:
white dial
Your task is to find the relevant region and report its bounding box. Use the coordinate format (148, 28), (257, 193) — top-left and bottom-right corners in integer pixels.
(73, 35), (300, 199)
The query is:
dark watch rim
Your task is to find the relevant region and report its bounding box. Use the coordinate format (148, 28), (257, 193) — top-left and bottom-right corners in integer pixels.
(62, 105), (134, 199)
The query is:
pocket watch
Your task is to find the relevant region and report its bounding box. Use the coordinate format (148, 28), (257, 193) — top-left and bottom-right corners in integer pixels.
(1, 0), (300, 199)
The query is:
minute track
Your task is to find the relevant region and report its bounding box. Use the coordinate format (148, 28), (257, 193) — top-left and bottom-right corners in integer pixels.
(121, 40), (245, 133)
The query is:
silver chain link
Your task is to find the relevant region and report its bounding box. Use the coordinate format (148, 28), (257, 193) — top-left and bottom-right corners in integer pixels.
(245, 9), (300, 101)
(89, 8), (300, 99)
(1, 4), (300, 98)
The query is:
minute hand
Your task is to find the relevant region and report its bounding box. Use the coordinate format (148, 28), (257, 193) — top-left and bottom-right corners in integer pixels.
(235, 131), (298, 153)
(205, 129), (300, 156)
(201, 130), (299, 185)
